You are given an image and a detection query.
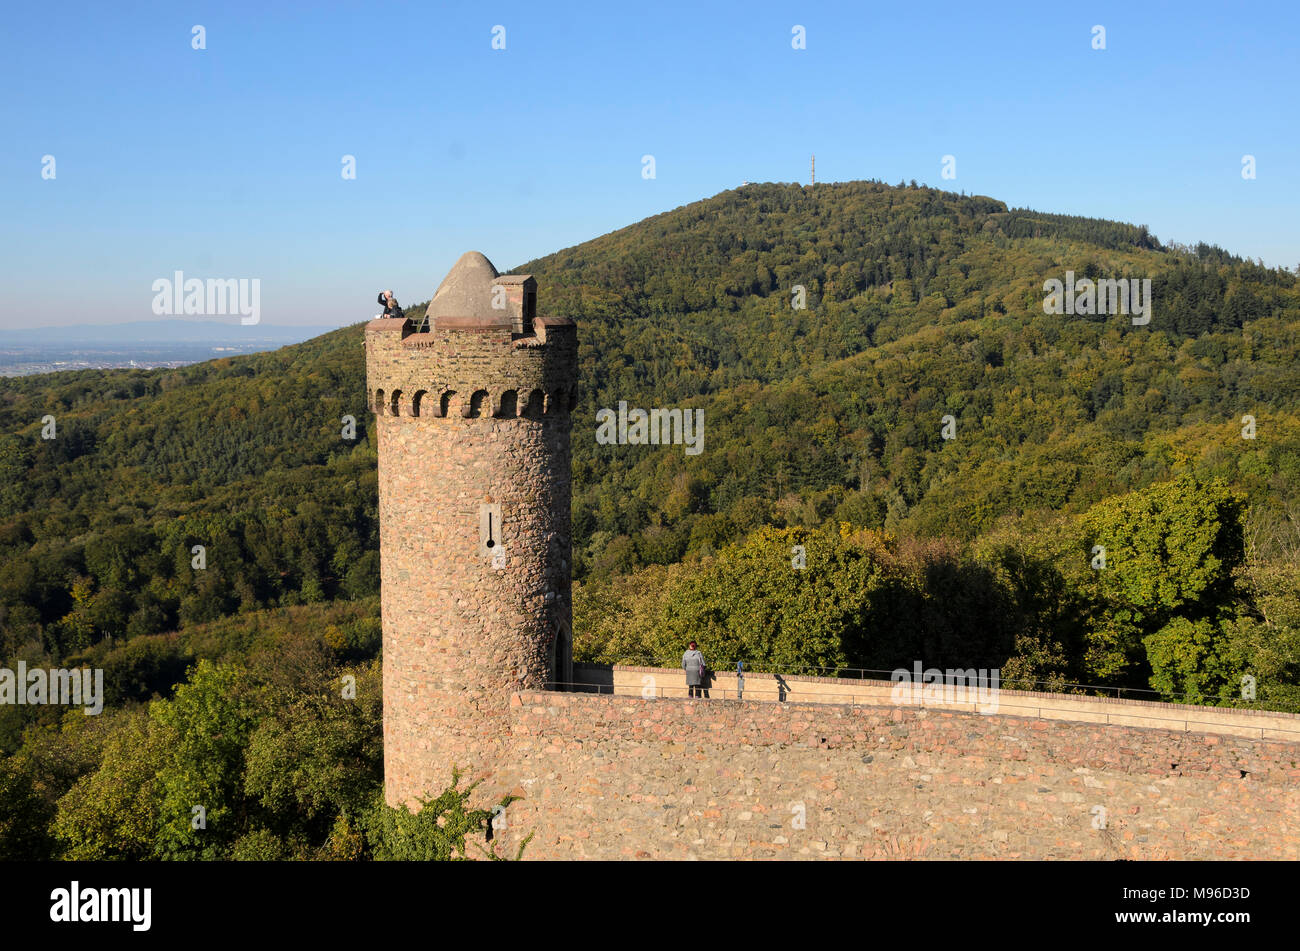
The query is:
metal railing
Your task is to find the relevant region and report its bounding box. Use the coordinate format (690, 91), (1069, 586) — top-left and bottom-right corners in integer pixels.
(537, 678), (1300, 741)
(570, 655), (1295, 712)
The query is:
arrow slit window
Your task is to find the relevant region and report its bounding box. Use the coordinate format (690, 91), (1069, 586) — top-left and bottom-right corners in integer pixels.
(479, 502), (503, 559)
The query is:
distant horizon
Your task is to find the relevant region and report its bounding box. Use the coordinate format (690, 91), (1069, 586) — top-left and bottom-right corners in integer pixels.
(0, 317), (349, 332)
(0, 318), (350, 330)
(0, 317), (350, 340)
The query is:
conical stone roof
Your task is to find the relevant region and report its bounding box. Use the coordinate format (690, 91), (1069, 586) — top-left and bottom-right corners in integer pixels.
(424, 251), (512, 330)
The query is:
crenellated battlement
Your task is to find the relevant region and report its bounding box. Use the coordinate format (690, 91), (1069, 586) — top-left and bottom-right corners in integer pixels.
(366, 313), (577, 420)
(370, 384), (577, 420)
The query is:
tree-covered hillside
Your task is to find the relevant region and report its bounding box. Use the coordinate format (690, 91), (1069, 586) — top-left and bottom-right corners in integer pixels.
(509, 182), (1299, 577)
(0, 179), (1296, 715)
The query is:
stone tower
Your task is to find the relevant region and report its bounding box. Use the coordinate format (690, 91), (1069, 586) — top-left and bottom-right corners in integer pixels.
(366, 251), (577, 807)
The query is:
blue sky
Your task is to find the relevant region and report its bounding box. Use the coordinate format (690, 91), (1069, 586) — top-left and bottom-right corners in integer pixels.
(1, 0), (1296, 329)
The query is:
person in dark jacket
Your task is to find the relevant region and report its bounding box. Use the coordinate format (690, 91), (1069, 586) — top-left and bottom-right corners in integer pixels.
(683, 641), (707, 698)
(377, 290), (405, 320)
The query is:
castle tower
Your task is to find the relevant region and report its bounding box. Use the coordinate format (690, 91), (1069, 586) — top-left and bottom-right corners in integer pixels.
(366, 251), (577, 807)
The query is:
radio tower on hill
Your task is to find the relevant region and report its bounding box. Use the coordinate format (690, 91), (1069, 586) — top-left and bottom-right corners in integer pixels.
(811, 154), (815, 186)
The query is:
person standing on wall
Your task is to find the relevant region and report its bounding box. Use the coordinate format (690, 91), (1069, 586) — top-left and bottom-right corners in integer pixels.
(683, 641), (707, 699)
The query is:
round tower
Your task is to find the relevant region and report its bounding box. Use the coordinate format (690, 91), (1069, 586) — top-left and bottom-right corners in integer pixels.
(366, 251), (577, 808)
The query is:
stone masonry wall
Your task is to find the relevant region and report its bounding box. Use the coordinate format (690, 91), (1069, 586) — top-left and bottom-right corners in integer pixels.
(497, 691), (1300, 860)
(369, 317), (576, 808)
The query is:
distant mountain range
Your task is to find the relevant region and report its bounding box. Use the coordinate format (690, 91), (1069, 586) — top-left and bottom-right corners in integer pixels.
(0, 320), (340, 348)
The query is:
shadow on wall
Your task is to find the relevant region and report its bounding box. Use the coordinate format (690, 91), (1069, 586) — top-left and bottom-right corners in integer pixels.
(772, 673), (790, 702)
(571, 665), (613, 694)
(694, 669), (711, 700)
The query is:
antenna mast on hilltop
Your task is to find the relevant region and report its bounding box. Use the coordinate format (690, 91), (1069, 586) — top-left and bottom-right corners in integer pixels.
(810, 154), (815, 186)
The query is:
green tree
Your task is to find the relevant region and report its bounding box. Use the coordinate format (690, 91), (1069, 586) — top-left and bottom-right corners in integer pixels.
(361, 770), (526, 861)
(151, 661), (258, 859)
(1143, 616), (1235, 703)
(0, 756), (56, 859)
(1079, 475), (1247, 685)
(1081, 474), (1245, 619)
(52, 711), (166, 860)
(655, 524), (895, 672)
(243, 664), (383, 846)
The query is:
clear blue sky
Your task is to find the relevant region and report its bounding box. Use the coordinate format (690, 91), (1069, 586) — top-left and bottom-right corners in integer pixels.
(2, 0), (1296, 329)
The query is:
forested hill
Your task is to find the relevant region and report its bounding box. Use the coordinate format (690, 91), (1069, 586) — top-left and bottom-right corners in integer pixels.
(511, 181), (1297, 569)
(1, 180), (1297, 706)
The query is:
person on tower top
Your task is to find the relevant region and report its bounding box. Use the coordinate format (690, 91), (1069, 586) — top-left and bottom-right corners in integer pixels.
(377, 289), (405, 320)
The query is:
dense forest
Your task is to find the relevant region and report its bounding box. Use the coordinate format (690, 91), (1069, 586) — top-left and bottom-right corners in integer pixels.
(1, 180), (1298, 858)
